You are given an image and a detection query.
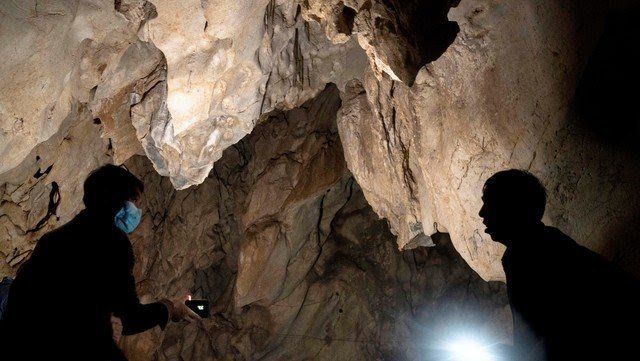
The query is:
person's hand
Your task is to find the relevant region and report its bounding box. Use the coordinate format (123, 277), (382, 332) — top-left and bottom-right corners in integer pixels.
(111, 314), (123, 342)
(160, 295), (202, 323)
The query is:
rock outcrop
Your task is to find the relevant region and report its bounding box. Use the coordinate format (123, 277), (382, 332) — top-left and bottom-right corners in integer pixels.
(119, 85), (508, 360)
(3, 0), (640, 358)
(0, 83), (508, 359)
(128, 0), (368, 188)
(301, 0), (460, 85)
(0, 0), (367, 190)
(0, 104), (112, 276)
(336, 0), (640, 280)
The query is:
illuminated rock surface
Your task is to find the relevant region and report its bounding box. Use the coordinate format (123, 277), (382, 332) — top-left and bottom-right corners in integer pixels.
(120, 86), (509, 360)
(336, 0), (640, 280)
(2, 0), (640, 358)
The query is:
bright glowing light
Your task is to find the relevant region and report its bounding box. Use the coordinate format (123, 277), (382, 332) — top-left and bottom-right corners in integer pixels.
(446, 339), (496, 361)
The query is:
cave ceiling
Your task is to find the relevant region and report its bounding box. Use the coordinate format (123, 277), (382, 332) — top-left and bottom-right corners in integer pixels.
(2, 0), (640, 283)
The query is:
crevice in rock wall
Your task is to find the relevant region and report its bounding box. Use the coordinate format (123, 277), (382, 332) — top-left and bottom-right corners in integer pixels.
(25, 181), (60, 234)
(120, 85), (508, 360)
(115, 0), (158, 29)
(335, 4), (357, 36)
(0, 102), (112, 276)
(302, 0), (460, 85)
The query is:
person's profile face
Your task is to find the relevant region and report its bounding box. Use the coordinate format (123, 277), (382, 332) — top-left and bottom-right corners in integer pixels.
(479, 187), (518, 244)
(479, 171), (545, 245)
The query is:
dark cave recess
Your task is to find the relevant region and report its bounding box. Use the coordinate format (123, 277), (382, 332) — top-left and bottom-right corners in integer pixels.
(575, 6), (640, 152)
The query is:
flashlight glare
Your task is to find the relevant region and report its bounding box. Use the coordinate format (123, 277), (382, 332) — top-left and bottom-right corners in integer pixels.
(447, 339), (495, 361)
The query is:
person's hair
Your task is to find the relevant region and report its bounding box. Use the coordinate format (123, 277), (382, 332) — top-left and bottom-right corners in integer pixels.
(83, 164), (143, 214)
(483, 169), (547, 222)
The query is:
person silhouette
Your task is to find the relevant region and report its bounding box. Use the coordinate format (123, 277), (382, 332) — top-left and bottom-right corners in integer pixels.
(0, 165), (199, 360)
(479, 169), (640, 361)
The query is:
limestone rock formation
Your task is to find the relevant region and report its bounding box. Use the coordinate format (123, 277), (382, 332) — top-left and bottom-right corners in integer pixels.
(0, 82), (508, 359)
(0, 0), (367, 190)
(118, 86), (508, 360)
(135, 0), (367, 188)
(301, 0), (460, 85)
(0, 105), (111, 276)
(0, 0), (163, 275)
(3, 0), (640, 358)
(4, 1), (640, 282)
(337, 0), (640, 280)
(0, 0), (144, 174)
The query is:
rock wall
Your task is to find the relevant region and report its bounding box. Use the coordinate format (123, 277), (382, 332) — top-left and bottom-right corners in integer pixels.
(118, 85), (508, 360)
(337, 0), (640, 280)
(0, 103), (112, 276)
(0, 0), (164, 275)
(3, 0), (640, 358)
(0, 0), (163, 173)
(0, 0), (367, 190)
(0, 84), (508, 359)
(301, 0), (460, 85)
(5, 0), (636, 282)
(135, 0), (368, 188)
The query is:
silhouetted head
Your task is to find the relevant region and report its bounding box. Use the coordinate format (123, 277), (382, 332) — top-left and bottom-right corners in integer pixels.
(479, 169), (546, 245)
(83, 164), (143, 217)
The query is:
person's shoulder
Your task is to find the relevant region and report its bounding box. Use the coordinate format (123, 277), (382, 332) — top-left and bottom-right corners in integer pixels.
(33, 221), (72, 249)
(541, 226), (581, 249)
(544, 225), (617, 267)
(40, 211), (87, 238)
(537, 226), (592, 264)
(542, 226), (572, 241)
(32, 227), (77, 265)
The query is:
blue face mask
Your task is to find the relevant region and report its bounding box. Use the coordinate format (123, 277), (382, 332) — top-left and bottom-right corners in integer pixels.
(114, 201), (142, 234)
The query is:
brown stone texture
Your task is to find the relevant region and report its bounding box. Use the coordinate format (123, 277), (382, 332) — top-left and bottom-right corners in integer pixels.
(337, 0), (640, 280)
(2, 0), (640, 358)
(0, 83), (508, 359)
(301, 0), (460, 85)
(0, 105), (112, 276)
(119, 85), (508, 360)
